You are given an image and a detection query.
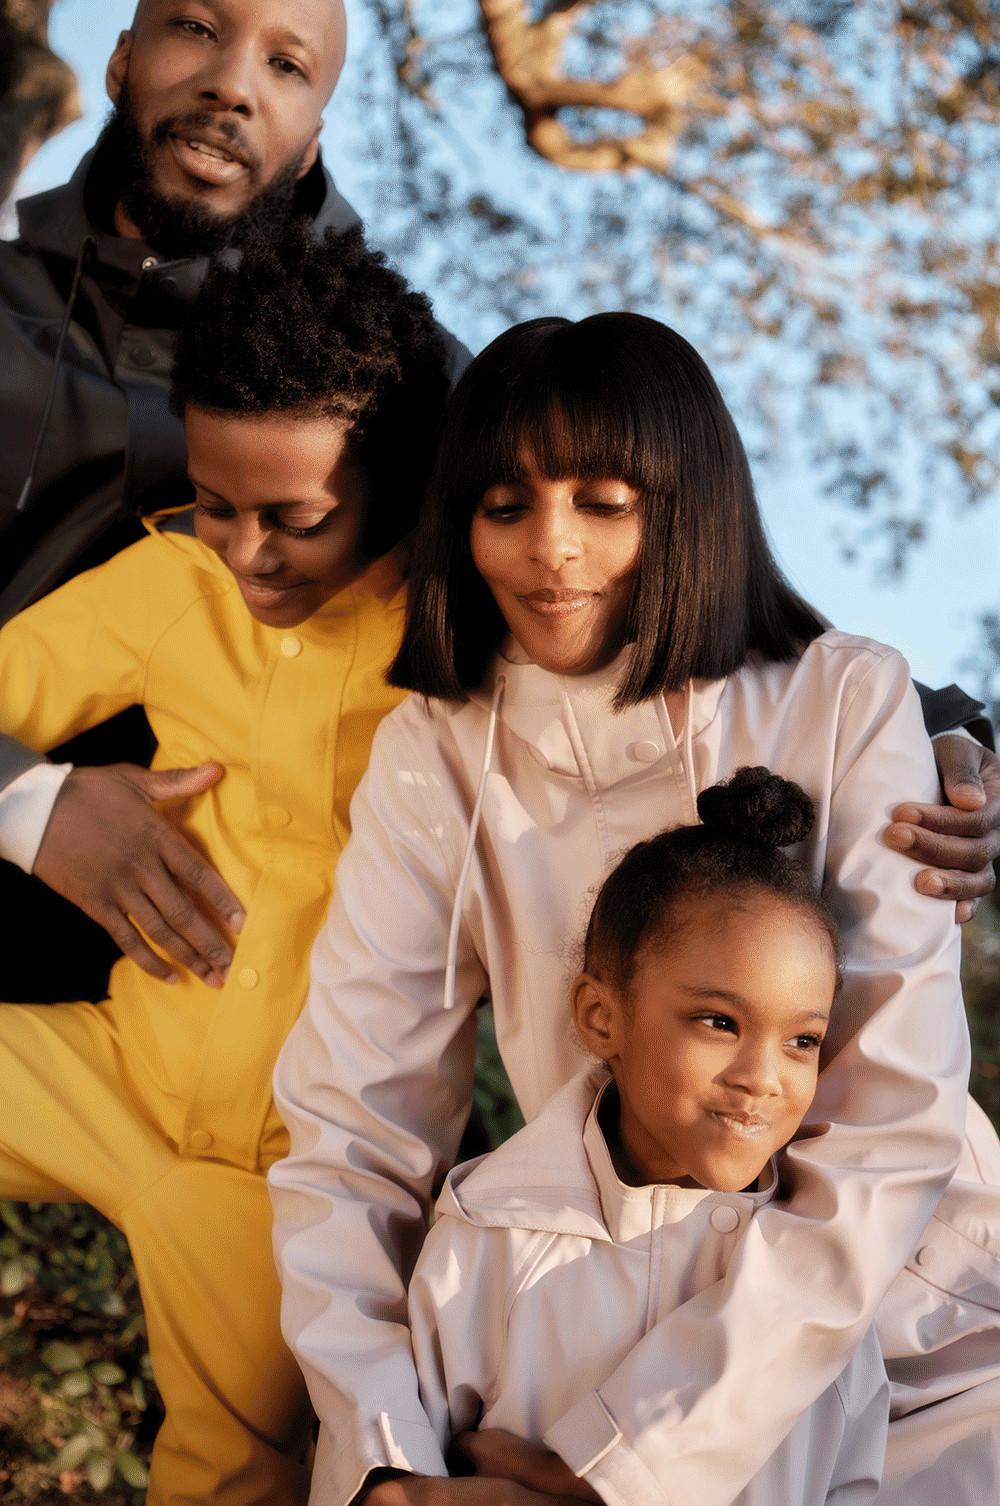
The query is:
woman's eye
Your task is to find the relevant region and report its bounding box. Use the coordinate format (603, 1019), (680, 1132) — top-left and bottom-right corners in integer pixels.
(480, 501), (526, 521)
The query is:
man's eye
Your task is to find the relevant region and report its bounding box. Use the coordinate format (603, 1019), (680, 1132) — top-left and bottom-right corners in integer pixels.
(270, 57), (305, 77)
(175, 19), (215, 40)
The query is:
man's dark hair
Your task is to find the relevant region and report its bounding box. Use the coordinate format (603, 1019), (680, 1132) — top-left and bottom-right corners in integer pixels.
(388, 313), (824, 706)
(171, 223), (451, 557)
(583, 767), (841, 997)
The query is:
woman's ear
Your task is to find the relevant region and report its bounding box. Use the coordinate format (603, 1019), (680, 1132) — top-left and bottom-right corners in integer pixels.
(107, 31), (133, 105)
(572, 972), (623, 1064)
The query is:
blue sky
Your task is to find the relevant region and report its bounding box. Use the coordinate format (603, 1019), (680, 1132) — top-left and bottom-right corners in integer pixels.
(13, 0), (997, 699)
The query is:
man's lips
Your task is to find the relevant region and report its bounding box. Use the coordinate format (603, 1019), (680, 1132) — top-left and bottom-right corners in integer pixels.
(168, 132), (251, 187)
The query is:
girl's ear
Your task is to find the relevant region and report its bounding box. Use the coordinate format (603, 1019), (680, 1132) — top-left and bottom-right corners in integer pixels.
(572, 972), (623, 1063)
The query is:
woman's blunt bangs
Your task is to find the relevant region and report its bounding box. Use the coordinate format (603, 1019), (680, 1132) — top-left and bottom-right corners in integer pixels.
(389, 313), (824, 701)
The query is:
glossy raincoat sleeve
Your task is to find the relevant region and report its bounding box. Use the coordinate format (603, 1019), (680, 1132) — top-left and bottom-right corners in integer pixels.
(408, 1211), (513, 1453)
(543, 648), (968, 1506)
(270, 711), (486, 1506)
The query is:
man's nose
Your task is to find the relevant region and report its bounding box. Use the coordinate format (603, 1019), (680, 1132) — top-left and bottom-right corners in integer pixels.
(197, 41), (257, 117)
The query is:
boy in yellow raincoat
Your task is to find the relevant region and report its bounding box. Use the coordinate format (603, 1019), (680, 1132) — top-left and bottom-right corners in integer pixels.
(0, 224), (450, 1504)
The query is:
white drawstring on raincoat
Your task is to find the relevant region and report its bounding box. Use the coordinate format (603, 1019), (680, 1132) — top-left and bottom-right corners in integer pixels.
(443, 673), (505, 1010)
(654, 678), (699, 825)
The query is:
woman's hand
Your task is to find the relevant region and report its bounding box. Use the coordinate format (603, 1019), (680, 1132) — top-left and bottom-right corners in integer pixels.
(885, 735), (1000, 922)
(363, 1475), (581, 1506)
(452, 1431), (601, 1505)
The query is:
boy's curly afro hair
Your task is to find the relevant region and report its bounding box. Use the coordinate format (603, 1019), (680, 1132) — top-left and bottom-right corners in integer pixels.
(171, 222), (452, 556)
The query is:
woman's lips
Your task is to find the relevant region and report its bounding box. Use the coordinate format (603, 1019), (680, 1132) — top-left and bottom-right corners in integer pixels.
(517, 589), (598, 618)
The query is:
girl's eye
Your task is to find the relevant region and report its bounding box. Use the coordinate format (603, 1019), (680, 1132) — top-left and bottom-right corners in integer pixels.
(696, 1013), (738, 1035)
(789, 1033), (823, 1053)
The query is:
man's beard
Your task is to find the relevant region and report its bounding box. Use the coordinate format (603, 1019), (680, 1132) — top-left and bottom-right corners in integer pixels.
(96, 82), (309, 258)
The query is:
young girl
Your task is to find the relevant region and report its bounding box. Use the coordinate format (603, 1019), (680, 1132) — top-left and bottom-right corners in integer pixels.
(408, 767), (890, 1505)
(271, 313), (1000, 1506)
(0, 225), (450, 1504)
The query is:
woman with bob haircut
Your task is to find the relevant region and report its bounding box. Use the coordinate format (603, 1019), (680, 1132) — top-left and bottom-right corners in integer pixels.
(272, 313), (1000, 1506)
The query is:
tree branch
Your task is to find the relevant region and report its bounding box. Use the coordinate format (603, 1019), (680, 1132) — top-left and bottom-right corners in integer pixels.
(478, 0), (707, 172)
(0, 0), (80, 206)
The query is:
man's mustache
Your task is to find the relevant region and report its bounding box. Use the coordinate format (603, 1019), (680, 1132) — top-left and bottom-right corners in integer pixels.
(151, 113), (259, 174)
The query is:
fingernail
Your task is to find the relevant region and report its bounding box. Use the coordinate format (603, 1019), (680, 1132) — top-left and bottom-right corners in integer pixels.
(230, 912), (245, 934)
(207, 971), (226, 989)
(166, 972), (181, 986)
(921, 874), (945, 895)
(887, 824), (914, 849)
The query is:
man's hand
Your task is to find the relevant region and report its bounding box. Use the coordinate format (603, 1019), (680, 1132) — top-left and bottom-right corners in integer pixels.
(364, 1475), (578, 1506)
(453, 1432), (600, 1505)
(33, 762), (245, 985)
(885, 735), (1000, 923)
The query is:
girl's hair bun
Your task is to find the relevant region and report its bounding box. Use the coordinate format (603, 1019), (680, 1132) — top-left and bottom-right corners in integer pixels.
(696, 766), (814, 849)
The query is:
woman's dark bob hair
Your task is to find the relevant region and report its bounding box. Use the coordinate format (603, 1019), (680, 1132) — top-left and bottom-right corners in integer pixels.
(389, 312), (824, 706)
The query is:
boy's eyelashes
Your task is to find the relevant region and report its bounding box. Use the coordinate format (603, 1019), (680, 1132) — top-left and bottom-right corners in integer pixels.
(194, 499), (336, 538)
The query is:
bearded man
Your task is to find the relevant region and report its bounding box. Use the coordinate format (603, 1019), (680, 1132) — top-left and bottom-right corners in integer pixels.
(0, 0), (465, 1001)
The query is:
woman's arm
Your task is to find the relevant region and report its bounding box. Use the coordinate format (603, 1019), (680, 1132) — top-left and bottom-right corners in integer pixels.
(540, 647), (968, 1506)
(270, 710), (487, 1506)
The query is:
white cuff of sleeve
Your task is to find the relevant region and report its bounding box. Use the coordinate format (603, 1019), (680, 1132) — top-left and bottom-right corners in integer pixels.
(0, 761), (72, 873)
(545, 1393), (668, 1506)
(309, 1415), (448, 1506)
(930, 726), (975, 742)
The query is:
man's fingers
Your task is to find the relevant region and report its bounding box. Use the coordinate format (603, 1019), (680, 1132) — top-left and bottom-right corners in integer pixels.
(135, 761), (226, 804)
(885, 821), (1000, 874)
(127, 882), (228, 986)
(99, 908), (181, 985)
(932, 734), (989, 811)
(159, 828), (245, 933)
(914, 865), (996, 905)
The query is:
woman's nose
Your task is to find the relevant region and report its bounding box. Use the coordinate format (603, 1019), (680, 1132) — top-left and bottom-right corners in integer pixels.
(526, 506), (582, 568)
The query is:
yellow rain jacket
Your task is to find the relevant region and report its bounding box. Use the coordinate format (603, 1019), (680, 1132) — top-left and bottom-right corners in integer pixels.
(0, 512), (407, 1504)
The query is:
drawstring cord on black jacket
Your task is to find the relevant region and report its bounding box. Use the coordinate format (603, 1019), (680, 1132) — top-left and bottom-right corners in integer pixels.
(16, 234), (95, 515)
